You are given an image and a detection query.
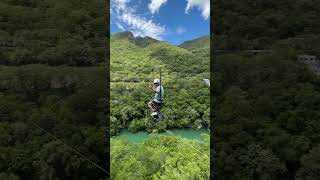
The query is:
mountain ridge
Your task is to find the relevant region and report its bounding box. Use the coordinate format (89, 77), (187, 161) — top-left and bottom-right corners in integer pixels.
(111, 31), (210, 49)
(111, 31), (160, 48)
(179, 35), (210, 50)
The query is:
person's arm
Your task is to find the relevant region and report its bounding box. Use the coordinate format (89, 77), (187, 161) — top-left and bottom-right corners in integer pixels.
(149, 85), (159, 92)
(148, 85), (157, 92)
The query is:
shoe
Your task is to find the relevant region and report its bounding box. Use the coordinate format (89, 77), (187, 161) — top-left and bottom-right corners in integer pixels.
(151, 112), (158, 116)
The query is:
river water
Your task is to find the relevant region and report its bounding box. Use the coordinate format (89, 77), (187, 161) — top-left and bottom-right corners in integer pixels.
(113, 128), (209, 143)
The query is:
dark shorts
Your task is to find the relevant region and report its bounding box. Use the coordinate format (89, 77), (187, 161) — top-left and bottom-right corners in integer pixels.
(149, 100), (162, 109)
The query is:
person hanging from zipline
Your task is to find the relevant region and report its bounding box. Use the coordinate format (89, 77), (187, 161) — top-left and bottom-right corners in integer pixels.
(147, 78), (164, 116)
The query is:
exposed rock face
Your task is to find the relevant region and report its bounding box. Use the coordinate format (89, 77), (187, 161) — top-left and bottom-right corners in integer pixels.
(0, 73), (80, 90)
(50, 78), (63, 89)
(298, 55), (320, 75)
(49, 75), (79, 89)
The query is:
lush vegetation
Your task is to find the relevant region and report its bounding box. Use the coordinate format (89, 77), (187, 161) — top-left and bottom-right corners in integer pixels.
(0, 0), (107, 179)
(212, 0), (320, 179)
(213, 0), (320, 50)
(179, 35), (210, 51)
(111, 134), (210, 179)
(110, 32), (210, 135)
(110, 31), (210, 178)
(0, 65), (107, 179)
(213, 50), (320, 179)
(0, 0), (106, 66)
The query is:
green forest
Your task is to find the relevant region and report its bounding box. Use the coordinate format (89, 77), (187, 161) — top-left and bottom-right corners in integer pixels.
(110, 31), (210, 179)
(110, 31), (210, 135)
(111, 134), (210, 179)
(0, 0), (107, 179)
(212, 0), (320, 179)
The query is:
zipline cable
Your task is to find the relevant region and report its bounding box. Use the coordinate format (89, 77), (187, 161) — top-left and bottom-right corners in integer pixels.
(28, 120), (110, 175)
(9, 67), (110, 175)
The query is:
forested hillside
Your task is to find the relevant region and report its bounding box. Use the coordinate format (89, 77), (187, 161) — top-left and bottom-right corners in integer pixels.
(179, 35), (210, 51)
(0, 0), (106, 66)
(110, 31), (210, 135)
(213, 0), (320, 50)
(110, 31), (210, 178)
(0, 0), (107, 179)
(212, 0), (320, 179)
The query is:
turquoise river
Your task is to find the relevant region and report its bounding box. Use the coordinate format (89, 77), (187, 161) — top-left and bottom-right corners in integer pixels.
(113, 128), (209, 143)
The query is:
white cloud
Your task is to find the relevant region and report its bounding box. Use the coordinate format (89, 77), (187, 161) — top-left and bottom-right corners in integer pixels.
(115, 22), (125, 30)
(176, 27), (186, 34)
(148, 0), (167, 14)
(111, 0), (166, 40)
(185, 0), (210, 20)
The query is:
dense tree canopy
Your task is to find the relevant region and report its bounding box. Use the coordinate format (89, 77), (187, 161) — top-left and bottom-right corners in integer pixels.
(0, 0), (107, 66)
(212, 0), (320, 50)
(0, 0), (107, 179)
(212, 0), (320, 179)
(111, 134), (210, 179)
(212, 46), (320, 179)
(0, 65), (107, 179)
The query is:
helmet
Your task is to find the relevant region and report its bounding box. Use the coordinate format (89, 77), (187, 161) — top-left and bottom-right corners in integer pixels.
(153, 79), (160, 84)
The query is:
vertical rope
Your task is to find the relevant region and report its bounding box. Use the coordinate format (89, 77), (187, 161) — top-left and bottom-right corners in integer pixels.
(159, 68), (162, 102)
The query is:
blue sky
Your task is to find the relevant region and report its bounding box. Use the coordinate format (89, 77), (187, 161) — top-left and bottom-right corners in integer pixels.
(110, 0), (210, 45)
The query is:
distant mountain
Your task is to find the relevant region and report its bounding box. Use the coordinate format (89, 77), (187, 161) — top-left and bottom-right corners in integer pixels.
(134, 36), (159, 48)
(111, 31), (135, 40)
(110, 31), (209, 80)
(179, 35), (210, 50)
(111, 31), (210, 49)
(111, 31), (160, 47)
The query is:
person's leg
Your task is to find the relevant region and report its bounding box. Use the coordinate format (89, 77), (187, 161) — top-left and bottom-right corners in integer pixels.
(148, 101), (155, 112)
(153, 103), (159, 112)
(156, 103), (162, 113)
(152, 102), (159, 112)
